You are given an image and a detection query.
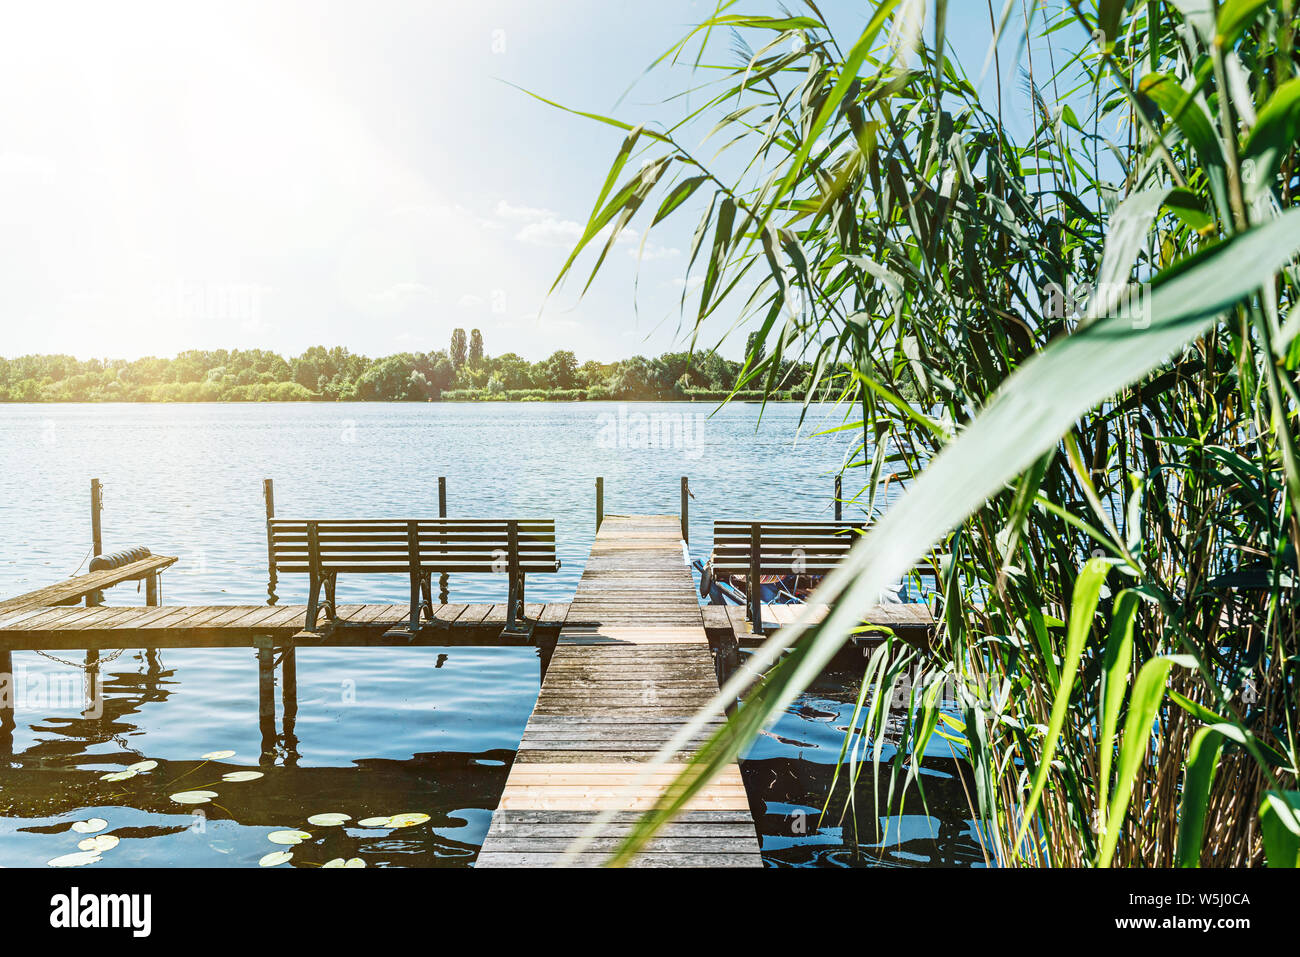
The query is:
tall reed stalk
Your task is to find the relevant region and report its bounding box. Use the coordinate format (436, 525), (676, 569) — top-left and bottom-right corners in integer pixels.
(545, 0), (1300, 866)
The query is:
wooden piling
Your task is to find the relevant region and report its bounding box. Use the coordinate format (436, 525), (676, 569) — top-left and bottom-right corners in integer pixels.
(88, 478), (104, 607)
(595, 476), (604, 531)
(0, 647), (11, 757)
(835, 474), (842, 521)
(90, 478), (103, 559)
(438, 476), (449, 604)
(263, 478), (277, 602)
(280, 643), (298, 764)
(83, 650), (100, 716)
(257, 640), (276, 760)
(680, 476), (690, 543)
(0, 648), (13, 732)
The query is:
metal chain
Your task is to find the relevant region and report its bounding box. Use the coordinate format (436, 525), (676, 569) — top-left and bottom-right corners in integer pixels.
(31, 648), (127, 670)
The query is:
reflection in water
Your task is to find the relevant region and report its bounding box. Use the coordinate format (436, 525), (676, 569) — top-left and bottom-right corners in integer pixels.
(0, 403), (947, 868)
(0, 645), (537, 867)
(739, 656), (984, 868)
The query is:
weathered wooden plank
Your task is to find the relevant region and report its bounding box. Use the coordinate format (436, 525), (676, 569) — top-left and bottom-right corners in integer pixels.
(0, 555), (179, 614)
(480, 514), (760, 868)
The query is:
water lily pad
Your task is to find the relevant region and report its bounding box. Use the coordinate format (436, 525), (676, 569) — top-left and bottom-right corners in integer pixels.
(356, 816), (392, 828)
(222, 771), (263, 782)
(322, 857), (346, 868)
(344, 858), (366, 868)
(170, 790), (218, 804)
(307, 813), (351, 827)
(387, 812), (430, 828)
(258, 851), (293, 867)
(201, 749), (236, 761)
(71, 818), (108, 834)
(77, 835), (120, 853)
(100, 770), (137, 782)
(128, 760), (158, 772)
(48, 850), (102, 867)
(267, 830), (312, 846)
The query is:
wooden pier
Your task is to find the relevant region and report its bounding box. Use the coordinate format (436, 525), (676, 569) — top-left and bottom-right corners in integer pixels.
(0, 602), (572, 649)
(477, 515), (762, 868)
(0, 477), (945, 868)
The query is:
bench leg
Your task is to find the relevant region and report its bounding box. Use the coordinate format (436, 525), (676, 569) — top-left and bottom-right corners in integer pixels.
(324, 573), (337, 620)
(420, 572), (434, 620)
(305, 574), (321, 632)
(506, 574), (521, 628)
(748, 572), (764, 636)
(407, 571), (421, 635)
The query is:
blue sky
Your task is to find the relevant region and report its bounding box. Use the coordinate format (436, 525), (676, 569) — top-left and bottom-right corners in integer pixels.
(0, 0), (1045, 363)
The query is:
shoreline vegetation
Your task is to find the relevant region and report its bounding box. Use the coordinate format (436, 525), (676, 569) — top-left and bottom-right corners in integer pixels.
(0, 329), (857, 403)
(545, 1), (1300, 869)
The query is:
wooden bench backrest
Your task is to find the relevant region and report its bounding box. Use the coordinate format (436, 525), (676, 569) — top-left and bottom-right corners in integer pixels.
(711, 520), (939, 577)
(268, 519), (559, 575)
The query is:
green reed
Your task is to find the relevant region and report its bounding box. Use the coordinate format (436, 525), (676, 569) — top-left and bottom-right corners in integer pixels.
(543, 0), (1300, 867)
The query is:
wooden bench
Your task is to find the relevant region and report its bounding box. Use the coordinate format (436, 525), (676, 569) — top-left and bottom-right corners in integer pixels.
(710, 520), (939, 635)
(268, 518), (561, 635)
(0, 554), (177, 617)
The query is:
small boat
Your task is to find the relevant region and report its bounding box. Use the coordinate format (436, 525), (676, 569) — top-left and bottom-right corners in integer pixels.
(693, 557), (809, 606)
(693, 557), (910, 607)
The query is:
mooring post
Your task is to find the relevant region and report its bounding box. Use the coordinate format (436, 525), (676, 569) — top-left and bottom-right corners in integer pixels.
(90, 478), (103, 558)
(834, 474), (842, 522)
(438, 476), (448, 604)
(595, 476), (604, 531)
(0, 648), (14, 743)
(280, 642), (298, 765)
(680, 476), (690, 543)
(88, 478), (104, 606)
(83, 651), (100, 716)
(256, 639), (276, 761)
(263, 478), (277, 603)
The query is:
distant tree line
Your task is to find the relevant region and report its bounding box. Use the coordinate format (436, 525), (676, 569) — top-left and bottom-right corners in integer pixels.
(0, 329), (864, 402)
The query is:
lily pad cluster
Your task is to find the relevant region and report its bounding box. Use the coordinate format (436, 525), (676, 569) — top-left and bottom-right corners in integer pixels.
(48, 818), (119, 867)
(89, 745), (433, 868)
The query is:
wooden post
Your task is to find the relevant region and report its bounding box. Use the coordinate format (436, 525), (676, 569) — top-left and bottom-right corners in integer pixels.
(90, 478), (103, 558)
(257, 640), (276, 760)
(0, 648), (14, 741)
(263, 478), (277, 603)
(145, 573), (159, 605)
(748, 522), (763, 635)
(88, 478), (104, 606)
(595, 477), (604, 531)
(280, 643), (298, 764)
(680, 477), (690, 543)
(834, 474), (842, 522)
(83, 651), (100, 717)
(438, 477), (448, 604)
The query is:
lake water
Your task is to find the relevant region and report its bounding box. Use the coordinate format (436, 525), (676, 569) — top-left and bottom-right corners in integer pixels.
(0, 402), (980, 867)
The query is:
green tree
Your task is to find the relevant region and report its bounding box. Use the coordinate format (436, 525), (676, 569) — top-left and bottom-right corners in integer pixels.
(541, 350), (578, 390)
(469, 329), (484, 366)
(450, 329), (468, 368)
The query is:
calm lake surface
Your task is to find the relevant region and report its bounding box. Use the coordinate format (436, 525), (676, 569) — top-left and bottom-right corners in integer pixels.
(0, 402), (981, 867)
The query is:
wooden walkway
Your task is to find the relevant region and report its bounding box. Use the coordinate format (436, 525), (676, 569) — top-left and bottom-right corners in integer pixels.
(0, 602), (572, 648)
(0, 555), (176, 615)
(477, 515), (762, 868)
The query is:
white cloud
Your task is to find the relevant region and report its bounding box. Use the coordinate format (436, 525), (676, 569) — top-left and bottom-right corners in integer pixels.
(515, 217), (637, 249)
(495, 199), (555, 221)
(457, 293), (485, 308)
(629, 241), (680, 261)
(369, 282), (435, 310)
